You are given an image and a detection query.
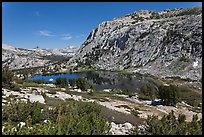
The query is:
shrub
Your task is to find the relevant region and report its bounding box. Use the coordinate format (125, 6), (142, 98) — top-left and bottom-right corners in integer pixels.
(30, 103), (45, 124)
(131, 109), (141, 117)
(122, 89), (134, 97)
(139, 82), (157, 100)
(2, 100), (110, 135)
(69, 79), (76, 87)
(2, 67), (13, 86)
(55, 78), (68, 88)
(158, 85), (179, 106)
(178, 114), (186, 124)
(53, 100), (110, 135)
(10, 84), (21, 91)
(3, 101), (30, 122)
(2, 67), (22, 91)
(72, 78), (93, 91)
(131, 111), (202, 135)
(2, 101), (45, 123)
(15, 78), (24, 84)
(2, 67), (15, 89)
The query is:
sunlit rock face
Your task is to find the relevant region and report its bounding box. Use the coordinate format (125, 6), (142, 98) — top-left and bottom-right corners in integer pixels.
(69, 7), (202, 80)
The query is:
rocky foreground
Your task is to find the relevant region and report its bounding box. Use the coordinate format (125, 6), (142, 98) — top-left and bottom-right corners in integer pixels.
(2, 84), (202, 135)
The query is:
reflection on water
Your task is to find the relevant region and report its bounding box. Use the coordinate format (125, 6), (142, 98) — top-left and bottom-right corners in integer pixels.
(28, 71), (159, 92)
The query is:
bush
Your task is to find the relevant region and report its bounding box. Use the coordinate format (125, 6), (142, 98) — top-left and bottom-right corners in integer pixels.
(2, 67), (13, 86)
(30, 103), (45, 124)
(15, 78), (24, 84)
(158, 85), (179, 106)
(3, 116), (57, 135)
(55, 78), (68, 88)
(71, 78), (93, 91)
(122, 89), (134, 97)
(2, 67), (21, 91)
(2, 67), (15, 89)
(139, 82), (157, 100)
(3, 101), (30, 122)
(2, 100), (110, 135)
(69, 79), (76, 87)
(10, 84), (21, 91)
(3, 101), (45, 123)
(52, 100), (109, 135)
(131, 111), (202, 135)
(131, 109), (141, 117)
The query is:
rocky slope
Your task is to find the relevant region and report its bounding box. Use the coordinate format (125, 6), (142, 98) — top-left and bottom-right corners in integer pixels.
(69, 6), (202, 81)
(2, 44), (79, 70)
(2, 85), (202, 134)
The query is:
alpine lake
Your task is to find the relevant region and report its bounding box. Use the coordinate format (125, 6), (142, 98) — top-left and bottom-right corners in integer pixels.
(28, 71), (160, 93)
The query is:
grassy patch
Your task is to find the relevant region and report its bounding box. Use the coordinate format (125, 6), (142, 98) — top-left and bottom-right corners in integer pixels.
(48, 90), (57, 94)
(86, 93), (114, 101)
(137, 93), (151, 101)
(62, 88), (125, 102)
(22, 81), (40, 88)
(100, 106), (143, 125)
(178, 85), (202, 107)
(44, 96), (64, 107)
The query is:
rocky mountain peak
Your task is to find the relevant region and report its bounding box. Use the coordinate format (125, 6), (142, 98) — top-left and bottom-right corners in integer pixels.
(69, 6), (202, 81)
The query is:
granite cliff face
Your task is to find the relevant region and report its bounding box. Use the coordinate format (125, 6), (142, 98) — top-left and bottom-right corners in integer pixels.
(69, 7), (202, 80)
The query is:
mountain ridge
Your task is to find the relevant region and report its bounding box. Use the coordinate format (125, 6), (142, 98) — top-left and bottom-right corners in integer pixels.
(68, 6), (202, 81)
(2, 43), (79, 70)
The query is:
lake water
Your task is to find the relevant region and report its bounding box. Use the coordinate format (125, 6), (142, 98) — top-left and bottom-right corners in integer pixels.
(28, 73), (81, 82)
(28, 71), (159, 92)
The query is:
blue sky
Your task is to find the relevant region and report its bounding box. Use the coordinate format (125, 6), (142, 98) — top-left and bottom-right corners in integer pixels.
(2, 2), (202, 49)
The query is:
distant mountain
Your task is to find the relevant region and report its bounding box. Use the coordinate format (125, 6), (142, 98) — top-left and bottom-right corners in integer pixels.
(28, 45), (79, 57)
(68, 6), (202, 81)
(2, 44), (79, 70)
(47, 46), (79, 57)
